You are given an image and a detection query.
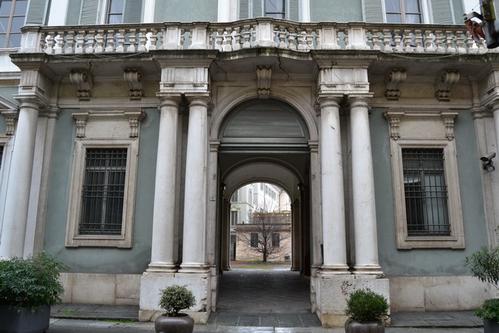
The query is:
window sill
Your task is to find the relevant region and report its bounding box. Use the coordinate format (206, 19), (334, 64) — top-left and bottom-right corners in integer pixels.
(65, 234), (132, 248)
(397, 235), (465, 250)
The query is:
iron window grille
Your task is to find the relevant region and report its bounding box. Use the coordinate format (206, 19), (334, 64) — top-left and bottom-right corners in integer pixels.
(0, 0), (27, 48)
(402, 148), (450, 236)
(79, 147), (128, 235)
(385, 0), (422, 23)
(265, 0), (285, 19)
(250, 232), (259, 247)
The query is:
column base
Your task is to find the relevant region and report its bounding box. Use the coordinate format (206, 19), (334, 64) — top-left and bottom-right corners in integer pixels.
(320, 264), (351, 274)
(354, 265), (384, 276)
(179, 263), (210, 273)
(146, 262), (177, 273)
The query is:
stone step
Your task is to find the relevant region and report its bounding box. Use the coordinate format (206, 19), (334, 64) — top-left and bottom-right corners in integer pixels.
(51, 304), (139, 321)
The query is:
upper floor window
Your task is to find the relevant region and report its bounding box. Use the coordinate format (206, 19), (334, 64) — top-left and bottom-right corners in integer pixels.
(265, 0), (285, 19)
(0, 0), (27, 48)
(106, 0), (124, 24)
(385, 0), (422, 23)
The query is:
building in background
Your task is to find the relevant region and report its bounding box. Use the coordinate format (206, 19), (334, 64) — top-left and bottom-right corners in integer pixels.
(0, 0), (496, 328)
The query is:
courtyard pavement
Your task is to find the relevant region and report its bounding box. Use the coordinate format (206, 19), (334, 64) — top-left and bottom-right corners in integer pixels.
(49, 268), (485, 332)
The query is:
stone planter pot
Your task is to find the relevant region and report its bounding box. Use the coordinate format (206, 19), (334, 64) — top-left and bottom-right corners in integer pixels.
(155, 313), (194, 333)
(0, 304), (50, 333)
(484, 319), (499, 333)
(345, 320), (385, 333)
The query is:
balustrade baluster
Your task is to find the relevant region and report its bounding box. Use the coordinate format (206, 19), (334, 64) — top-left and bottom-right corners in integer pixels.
(455, 30), (466, 53)
(393, 29), (403, 52)
(242, 25), (251, 49)
(223, 28), (233, 51)
(434, 30), (445, 53)
(278, 26), (287, 48)
(233, 27), (241, 51)
(382, 29), (393, 52)
(127, 28), (137, 52)
(288, 28), (297, 50)
(297, 30), (307, 51)
(45, 32), (55, 54)
(74, 31), (85, 54)
(414, 29), (424, 53)
(64, 31), (75, 54)
(215, 28), (224, 51)
(149, 29), (158, 50)
(445, 31), (456, 53)
(105, 29), (116, 52)
(94, 29), (105, 53)
(306, 28), (314, 50)
(39, 32), (47, 53)
(403, 29), (414, 52)
(424, 30), (436, 52)
(54, 31), (64, 54)
(85, 30), (95, 53)
(370, 29), (380, 50)
(138, 28), (148, 52)
(115, 29), (125, 52)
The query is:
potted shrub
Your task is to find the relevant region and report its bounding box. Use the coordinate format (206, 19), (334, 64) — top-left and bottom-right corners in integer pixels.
(0, 253), (65, 333)
(345, 288), (389, 333)
(155, 285), (196, 333)
(466, 246), (499, 333)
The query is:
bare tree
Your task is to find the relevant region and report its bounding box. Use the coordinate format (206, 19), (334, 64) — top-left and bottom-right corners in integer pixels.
(238, 211), (289, 262)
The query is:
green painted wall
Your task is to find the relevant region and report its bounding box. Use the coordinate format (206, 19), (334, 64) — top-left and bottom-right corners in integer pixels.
(155, 0), (218, 22)
(371, 109), (488, 276)
(43, 109), (159, 274)
(310, 0), (363, 22)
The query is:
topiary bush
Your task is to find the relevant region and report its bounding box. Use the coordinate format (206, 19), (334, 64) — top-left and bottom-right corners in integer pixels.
(159, 285), (195, 317)
(0, 253), (65, 309)
(345, 289), (389, 323)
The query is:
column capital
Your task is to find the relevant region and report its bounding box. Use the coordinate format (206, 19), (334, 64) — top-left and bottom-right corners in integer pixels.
(157, 94), (182, 108)
(317, 95), (343, 108)
(348, 94), (373, 109)
(186, 94), (211, 108)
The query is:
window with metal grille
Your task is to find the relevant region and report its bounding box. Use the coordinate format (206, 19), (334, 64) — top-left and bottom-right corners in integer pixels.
(265, 0), (285, 19)
(385, 0), (422, 23)
(272, 232), (280, 247)
(402, 148), (450, 236)
(106, 0), (124, 24)
(250, 232), (258, 247)
(0, 0), (27, 48)
(79, 148), (128, 235)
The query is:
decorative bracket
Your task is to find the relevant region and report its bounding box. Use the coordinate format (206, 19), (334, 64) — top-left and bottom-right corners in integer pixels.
(441, 112), (458, 141)
(125, 111), (145, 138)
(69, 70), (93, 101)
(73, 112), (89, 138)
(256, 66), (272, 98)
(1, 110), (18, 136)
(435, 70), (460, 102)
(385, 69), (407, 100)
(384, 111), (405, 140)
(124, 69), (143, 100)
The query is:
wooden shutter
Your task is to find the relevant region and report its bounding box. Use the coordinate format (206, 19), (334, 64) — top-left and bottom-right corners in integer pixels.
(431, 0), (454, 24)
(26, 0), (49, 25)
(79, 0), (99, 25)
(123, 0), (143, 23)
(364, 0), (383, 22)
(239, 0), (249, 19)
(253, 0), (263, 17)
(288, 0), (299, 21)
(66, 0), (83, 25)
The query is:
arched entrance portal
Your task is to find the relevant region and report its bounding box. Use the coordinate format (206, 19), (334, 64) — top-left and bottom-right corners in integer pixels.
(213, 99), (317, 317)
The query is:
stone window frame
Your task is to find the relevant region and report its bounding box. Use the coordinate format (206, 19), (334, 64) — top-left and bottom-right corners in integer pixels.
(385, 111), (465, 249)
(65, 110), (142, 248)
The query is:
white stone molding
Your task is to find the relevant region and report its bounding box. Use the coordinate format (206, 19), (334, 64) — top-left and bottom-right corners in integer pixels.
(256, 66), (272, 98)
(386, 111), (404, 140)
(65, 110), (144, 248)
(160, 66), (210, 95)
(69, 70), (93, 101)
(384, 110), (465, 249)
(1, 110), (18, 136)
(435, 70), (460, 102)
(317, 67), (370, 96)
(385, 69), (407, 100)
(73, 112), (88, 138)
(317, 96), (349, 273)
(349, 96), (382, 275)
(124, 69), (144, 100)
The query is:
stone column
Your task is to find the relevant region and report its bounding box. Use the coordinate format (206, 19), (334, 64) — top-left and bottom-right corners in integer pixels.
(319, 97), (348, 273)
(180, 97), (209, 271)
(148, 97), (180, 271)
(0, 100), (39, 258)
(349, 97), (382, 274)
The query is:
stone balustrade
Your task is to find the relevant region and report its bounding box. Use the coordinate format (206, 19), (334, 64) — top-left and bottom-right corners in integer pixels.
(19, 18), (494, 55)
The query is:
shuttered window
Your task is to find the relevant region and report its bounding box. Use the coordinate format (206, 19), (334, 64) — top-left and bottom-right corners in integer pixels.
(240, 0), (298, 20)
(79, 148), (128, 235)
(0, 0), (27, 48)
(265, 0), (285, 19)
(385, 0), (422, 23)
(106, 0), (124, 23)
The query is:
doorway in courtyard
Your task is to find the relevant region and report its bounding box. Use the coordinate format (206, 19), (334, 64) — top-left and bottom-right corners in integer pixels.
(212, 99), (318, 324)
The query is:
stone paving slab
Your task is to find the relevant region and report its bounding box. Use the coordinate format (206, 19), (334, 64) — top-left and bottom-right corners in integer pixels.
(51, 304), (139, 321)
(391, 311), (482, 328)
(209, 312), (322, 327)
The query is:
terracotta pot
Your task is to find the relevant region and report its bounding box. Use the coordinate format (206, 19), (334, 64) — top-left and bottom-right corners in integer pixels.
(155, 313), (194, 333)
(345, 320), (385, 333)
(484, 319), (499, 333)
(0, 304), (50, 333)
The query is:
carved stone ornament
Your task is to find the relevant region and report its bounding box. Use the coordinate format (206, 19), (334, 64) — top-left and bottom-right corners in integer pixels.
(69, 70), (93, 101)
(435, 70), (460, 102)
(441, 112), (458, 141)
(124, 69), (143, 100)
(72, 112), (89, 138)
(1, 110), (18, 136)
(256, 66), (272, 98)
(125, 111), (145, 138)
(385, 69), (407, 100)
(384, 111), (404, 140)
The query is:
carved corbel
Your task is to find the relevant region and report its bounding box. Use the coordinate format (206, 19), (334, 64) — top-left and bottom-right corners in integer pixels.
(385, 69), (407, 100)
(124, 69), (143, 100)
(72, 112), (89, 138)
(384, 111), (405, 140)
(441, 112), (458, 141)
(435, 70), (460, 101)
(1, 110), (18, 136)
(70, 70), (93, 101)
(125, 111), (145, 138)
(256, 66), (272, 98)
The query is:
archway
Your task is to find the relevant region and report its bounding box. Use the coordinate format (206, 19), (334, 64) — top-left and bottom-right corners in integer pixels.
(212, 99), (317, 321)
